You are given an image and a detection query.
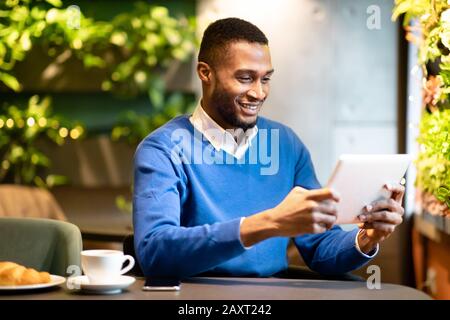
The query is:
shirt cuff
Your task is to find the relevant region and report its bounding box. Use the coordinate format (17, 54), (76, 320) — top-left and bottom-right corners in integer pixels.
(354, 229), (379, 258)
(239, 217), (253, 250)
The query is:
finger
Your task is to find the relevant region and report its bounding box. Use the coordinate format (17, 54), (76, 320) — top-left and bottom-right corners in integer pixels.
(358, 222), (374, 229)
(360, 222), (395, 234)
(384, 183), (405, 203)
(311, 211), (337, 227)
(293, 186), (307, 193)
(370, 221), (396, 233)
(305, 188), (340, 202)
(359, 210), (403, 225)
(321, 219), (335, 230)
(365, 198), (405, 216)
(315, 202), (338, 217)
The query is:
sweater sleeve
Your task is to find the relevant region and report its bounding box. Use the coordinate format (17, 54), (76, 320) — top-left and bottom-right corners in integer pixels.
(132, 140), (246, 279)
(294, 226), (374, 275)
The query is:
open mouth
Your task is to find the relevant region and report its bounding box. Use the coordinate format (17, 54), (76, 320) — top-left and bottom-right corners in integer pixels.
(237, 101), (261, 116)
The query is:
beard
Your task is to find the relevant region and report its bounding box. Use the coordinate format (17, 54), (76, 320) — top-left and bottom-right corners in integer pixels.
(210, 85), (259, 131)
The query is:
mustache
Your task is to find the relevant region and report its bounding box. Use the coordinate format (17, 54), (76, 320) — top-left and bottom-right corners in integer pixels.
(235, 96), (266, 106)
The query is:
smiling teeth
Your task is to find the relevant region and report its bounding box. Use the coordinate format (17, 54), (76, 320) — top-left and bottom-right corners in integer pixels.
(240, 103), (258, 110)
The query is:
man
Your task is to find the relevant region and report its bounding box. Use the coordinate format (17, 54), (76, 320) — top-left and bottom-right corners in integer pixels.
(133, 18), (405, 278)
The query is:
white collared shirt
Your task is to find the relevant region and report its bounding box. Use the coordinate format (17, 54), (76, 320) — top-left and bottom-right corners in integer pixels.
(189, 103), (258, 159)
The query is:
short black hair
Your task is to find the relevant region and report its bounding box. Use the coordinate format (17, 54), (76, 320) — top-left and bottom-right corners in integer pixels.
(198, 18), (268, 66)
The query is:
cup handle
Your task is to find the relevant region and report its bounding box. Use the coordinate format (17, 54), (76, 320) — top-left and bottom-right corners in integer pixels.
(120, 255), (135, 275)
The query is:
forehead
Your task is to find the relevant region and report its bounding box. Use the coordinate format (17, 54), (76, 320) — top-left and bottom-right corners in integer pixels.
(218, 41), (272, 72)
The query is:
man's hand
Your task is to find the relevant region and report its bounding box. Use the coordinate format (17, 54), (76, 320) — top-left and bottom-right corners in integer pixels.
(240, 187), (340, 247)
(356, 183), (405, 254)
(270, 187), (340, 236)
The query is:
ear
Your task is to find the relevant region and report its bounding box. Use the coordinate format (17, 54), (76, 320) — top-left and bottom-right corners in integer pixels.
(197, 62), (212, 83)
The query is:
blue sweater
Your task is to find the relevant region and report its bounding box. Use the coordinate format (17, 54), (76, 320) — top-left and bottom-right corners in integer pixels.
(133, 115), (373, 278)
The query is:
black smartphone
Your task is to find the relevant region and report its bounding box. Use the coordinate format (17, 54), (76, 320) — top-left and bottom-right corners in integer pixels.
(142, 278), (181, 291)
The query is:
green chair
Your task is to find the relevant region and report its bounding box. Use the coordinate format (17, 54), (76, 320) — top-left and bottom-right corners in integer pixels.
(0, 217), (82, 276)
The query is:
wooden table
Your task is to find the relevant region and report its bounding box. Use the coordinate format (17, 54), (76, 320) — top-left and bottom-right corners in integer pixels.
(0, 277), (431, 300)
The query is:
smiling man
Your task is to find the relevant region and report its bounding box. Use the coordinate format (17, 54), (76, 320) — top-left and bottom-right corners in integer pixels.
(133, 18), (405, 279)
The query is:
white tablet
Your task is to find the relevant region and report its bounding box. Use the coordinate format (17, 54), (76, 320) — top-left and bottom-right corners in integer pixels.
(326, 154), (412, 224)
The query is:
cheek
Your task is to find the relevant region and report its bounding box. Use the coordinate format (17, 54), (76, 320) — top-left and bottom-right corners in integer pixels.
(221, 83), (247, 99)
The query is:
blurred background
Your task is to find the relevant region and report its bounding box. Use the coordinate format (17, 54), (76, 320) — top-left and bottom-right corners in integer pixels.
(1, 0), (449, 299)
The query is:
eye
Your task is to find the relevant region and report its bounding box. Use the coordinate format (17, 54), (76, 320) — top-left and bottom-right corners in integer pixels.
(238, 76), (252, 83)
(262, 77), (271, 83)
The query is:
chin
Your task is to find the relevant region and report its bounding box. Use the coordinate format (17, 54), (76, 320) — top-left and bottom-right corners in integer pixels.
(237, 117), (258, 130)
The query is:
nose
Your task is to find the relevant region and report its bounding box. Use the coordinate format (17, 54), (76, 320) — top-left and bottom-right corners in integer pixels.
(247, 82), (266, 101)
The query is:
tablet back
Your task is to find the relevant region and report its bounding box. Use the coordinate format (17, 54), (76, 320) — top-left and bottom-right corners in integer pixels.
(327, 154), (412, 224)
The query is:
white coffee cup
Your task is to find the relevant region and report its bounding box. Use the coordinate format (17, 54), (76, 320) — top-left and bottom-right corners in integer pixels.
(81, 250), (135, 284)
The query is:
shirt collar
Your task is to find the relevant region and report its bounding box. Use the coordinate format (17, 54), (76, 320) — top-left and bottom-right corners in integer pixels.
(189, 101), (258, 159)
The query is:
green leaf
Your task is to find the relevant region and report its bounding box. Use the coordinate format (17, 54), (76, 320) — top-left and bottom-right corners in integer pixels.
(151, 7), (169, 20)
(436, 186), (450, 201)
(392, 1), (412, 21)
(83, 54), (105, 68)
(45, 0), (63, 8)
(31, 152), (50, 167)
(148, 77), (165, 110)
(115, 195), (132, 214)
(33, 176), (48, 189)
(10, 145), (24, 162)
(0, 71), (21, 91)
(46, 174), (68, 187)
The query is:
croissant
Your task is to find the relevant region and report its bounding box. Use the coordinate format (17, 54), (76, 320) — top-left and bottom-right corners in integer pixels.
(0, 261), (51, 286)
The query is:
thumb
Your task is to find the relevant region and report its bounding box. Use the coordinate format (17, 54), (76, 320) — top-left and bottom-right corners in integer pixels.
(294, 186), (307, 192)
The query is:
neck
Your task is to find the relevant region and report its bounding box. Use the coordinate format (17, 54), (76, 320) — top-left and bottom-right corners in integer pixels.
(200, 98), (234, 130)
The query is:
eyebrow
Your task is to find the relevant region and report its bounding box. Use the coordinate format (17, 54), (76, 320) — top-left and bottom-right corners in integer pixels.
(235, 69), (275, 76)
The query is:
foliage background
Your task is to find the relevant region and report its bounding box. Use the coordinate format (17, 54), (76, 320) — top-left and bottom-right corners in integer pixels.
(393, 0), (450, 208)
(0, 0), (197, 188)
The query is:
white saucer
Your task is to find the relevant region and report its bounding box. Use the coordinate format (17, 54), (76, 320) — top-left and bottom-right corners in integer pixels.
(67, 275), (135, 294)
